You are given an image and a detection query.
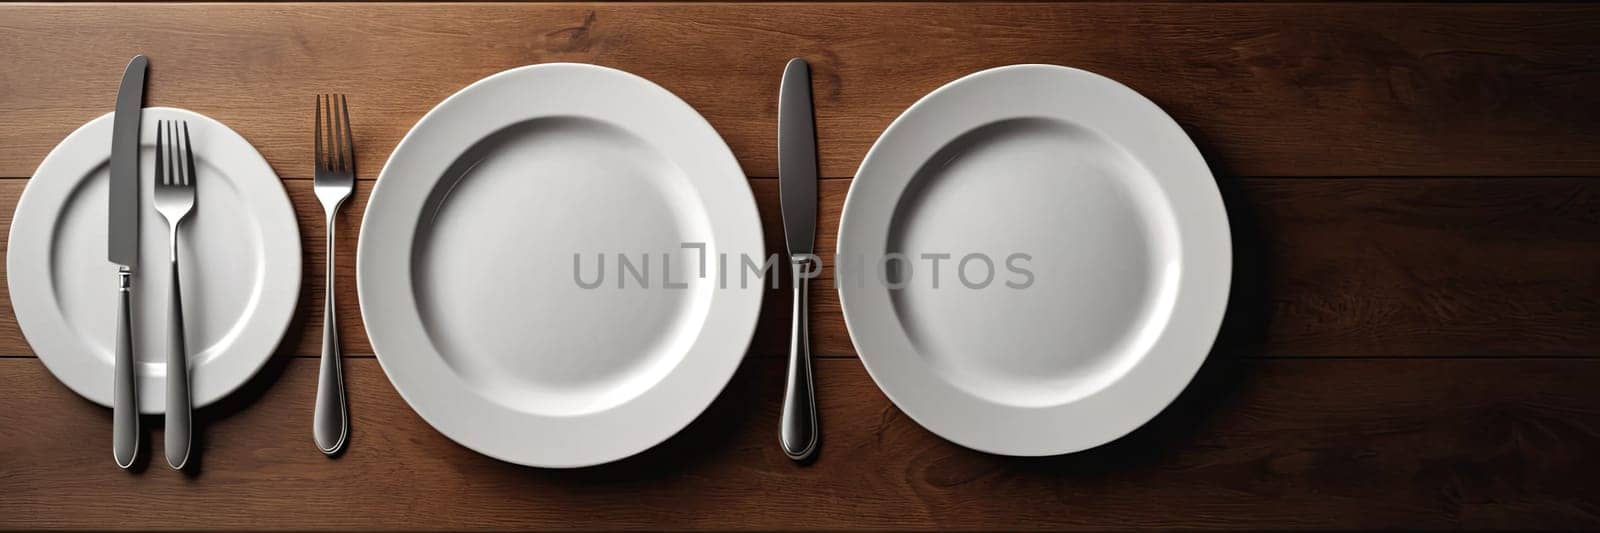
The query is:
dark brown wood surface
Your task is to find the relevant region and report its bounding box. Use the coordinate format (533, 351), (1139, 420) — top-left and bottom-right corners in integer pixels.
(4, 177), (1600, 360)
(3, 4), (1600, 179)
(2, 2), (1599, 530)
(4, 357), (1600, 530)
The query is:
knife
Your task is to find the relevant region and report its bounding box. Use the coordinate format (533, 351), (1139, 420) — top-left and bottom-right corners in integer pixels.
(109, 54), (147, 470)
(778, 58), (819, 462)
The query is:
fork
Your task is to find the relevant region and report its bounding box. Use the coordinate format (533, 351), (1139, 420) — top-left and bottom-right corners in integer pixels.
(313, 94), (354, 456)
(154, 120), (196, 470)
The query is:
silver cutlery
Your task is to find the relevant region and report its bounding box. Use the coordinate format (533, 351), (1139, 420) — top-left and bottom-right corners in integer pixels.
(778, 58), (820, 462)
(154, 120), (196, 470)
(312, 94), (354, 456)
(108, 54), (147, 469)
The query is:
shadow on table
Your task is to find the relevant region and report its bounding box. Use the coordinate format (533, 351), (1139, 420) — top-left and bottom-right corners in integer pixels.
(486, 134), (1272, 480)
(157, 132), (1270, 480)
(495, 136), (1271, 482)
(59, 263), (310, 476)
(455, 259), (799, 481)
(530, 352), (772, 482)
(177, 256), (316, 477)
(1003, 133), (1275, 474)
(112, 327), (300, 478)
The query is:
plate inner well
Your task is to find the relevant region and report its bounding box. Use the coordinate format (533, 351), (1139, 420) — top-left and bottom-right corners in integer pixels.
(886, 117), (1181, 408)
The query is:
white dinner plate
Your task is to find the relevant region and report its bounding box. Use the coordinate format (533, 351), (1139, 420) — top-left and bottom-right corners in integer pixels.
(837, 65), (1231, 456)
(9, 107), (302, 413)
(359, 63), (764, 468)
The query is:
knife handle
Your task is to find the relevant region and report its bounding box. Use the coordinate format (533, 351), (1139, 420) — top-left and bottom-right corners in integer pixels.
(112, 269), (139, 469)
(780, 256), (819, 461)
(164, 257), (191, 470)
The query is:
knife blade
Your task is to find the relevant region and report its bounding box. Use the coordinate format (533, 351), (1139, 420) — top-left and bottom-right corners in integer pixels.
(108, 54), (146, 470)
(109, 54), (147, 268)
(778, 57), (819, 462)
(779, 58), (818, 257)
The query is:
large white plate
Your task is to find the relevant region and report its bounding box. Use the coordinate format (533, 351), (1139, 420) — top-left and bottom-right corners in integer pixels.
(9, 107), (302, 413)
(359, 63), (764, 468)
(837, 65), (1231, 456)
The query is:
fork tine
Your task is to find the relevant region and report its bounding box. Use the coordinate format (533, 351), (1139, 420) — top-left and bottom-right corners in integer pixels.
(314, 95), (326, 172)
(326, 95), (338, 173)
(181, 121), (196, 186)
(318, 94), (328, 170)
(166, 120), (176, 185)
(156, 120), (166, 185)
(168, 120), (180, 185)
(339, 94), (354, 175)
(331, 95), (345, 174)
(169, 119), (177, 185)
(324, 93), (337, 171)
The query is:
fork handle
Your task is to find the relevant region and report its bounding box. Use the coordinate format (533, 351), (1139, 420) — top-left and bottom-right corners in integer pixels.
(165, 252), (192, 470)
(112, 269), (139, 469)
(314, 214), (348, 455)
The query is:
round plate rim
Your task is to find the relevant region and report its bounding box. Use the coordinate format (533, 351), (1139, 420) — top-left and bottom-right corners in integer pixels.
(357, 63), (765, 468)
(7, 106), (302, 413)
(836, 64), (1233, 456)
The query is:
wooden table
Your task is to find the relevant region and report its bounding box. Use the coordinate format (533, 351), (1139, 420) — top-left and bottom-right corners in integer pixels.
(3, 3), (1600, 530)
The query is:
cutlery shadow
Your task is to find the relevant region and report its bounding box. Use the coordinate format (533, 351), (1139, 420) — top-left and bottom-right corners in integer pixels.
(180, 278), (312, 476)
(510, 258), (793, 480)
(124, 413), (155, 473)
(50, 369), (159, 473)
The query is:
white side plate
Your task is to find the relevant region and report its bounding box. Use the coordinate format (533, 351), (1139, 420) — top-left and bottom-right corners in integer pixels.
(837, 65), (1231, 456)
(9, 107), (302, 413)
(359, 63), (764, 468)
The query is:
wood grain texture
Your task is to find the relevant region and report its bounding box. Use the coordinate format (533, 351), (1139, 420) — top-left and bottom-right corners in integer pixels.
(4, 3), (1600, 531)
(5, 177), (1600, 358)
(3, 3), (1600, 179)
(1, 357), (1597, 530)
